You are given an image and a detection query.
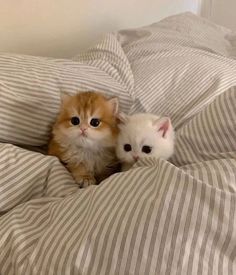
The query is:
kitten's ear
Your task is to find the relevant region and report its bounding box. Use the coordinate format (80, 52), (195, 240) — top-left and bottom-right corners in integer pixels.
(60, 92), (72, 105)
(117, 112), (129, 124)
(153, 117), (171, 138)
(108, 97), (119, 115)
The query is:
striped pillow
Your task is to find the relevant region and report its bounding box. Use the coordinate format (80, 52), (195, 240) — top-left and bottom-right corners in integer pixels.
(0, 34), (134, 146)
(115, 12), (236, 127)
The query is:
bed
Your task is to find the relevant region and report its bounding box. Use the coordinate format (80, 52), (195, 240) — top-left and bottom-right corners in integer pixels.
(0, 12), (236, 274)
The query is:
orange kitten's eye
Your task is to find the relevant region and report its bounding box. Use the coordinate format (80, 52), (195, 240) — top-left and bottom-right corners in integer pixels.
(90, 118), (100, 127)
(71, 116), (80, 126)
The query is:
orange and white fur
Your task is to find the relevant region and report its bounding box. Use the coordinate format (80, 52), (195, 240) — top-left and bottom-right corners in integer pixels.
(116, 113), (175, 171)
(48, 92), (119, 187)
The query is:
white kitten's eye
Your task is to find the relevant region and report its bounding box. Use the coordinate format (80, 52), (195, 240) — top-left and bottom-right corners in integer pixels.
(124, 144), (132, 152)
(90, 118), (100, 127)
(71, 116), (80, 126)
(142, 145), (152, 154)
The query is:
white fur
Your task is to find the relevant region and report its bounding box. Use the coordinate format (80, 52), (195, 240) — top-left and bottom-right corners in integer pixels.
(116, 113), (175, 171)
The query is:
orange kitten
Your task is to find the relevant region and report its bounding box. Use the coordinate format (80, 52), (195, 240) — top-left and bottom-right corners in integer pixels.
(48, 92), (119, 187)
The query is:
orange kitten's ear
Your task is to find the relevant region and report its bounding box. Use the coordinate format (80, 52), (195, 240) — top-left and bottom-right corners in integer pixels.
(108, 97), (119, 115)
(117, 112), (129, 124)
(60, 92), (72, 105)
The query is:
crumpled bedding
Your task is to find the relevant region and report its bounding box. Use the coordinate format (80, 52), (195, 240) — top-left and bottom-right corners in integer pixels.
(0, 12), (236, 275)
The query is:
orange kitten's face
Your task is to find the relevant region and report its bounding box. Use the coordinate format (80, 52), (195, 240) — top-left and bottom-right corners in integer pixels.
(54, 92), (119, 149)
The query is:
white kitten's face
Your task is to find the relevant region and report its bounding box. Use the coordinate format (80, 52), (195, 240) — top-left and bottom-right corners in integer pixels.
(116, 113), (175, 170)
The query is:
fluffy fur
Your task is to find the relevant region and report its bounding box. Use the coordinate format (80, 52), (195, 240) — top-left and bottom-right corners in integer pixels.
(116, 113), (175, 171)
(48, 91), (119, 187)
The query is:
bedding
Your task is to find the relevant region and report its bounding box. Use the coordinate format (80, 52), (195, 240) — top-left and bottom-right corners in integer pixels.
(0, 12), (236, 275)
(0, 35), (133, 146)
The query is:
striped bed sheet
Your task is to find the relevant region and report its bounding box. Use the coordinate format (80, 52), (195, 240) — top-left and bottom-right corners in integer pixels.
(0, 12), (236, 275)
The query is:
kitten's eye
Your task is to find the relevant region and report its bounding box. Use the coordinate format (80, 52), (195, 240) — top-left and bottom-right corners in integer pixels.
(90, 118), (100, 127)
(124, 144), (132, 152)
(142, 145), (152, 154)
(71, 116), (80, 126)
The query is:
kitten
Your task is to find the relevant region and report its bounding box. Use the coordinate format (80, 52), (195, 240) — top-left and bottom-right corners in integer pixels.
(48, 91), (119, 187)
(116, 113), (175, 171)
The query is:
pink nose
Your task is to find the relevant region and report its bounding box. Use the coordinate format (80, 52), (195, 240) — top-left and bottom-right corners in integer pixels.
(80, 128), (88, 136)
(80, 127), (87, 132)
(133, 155), (139, 161)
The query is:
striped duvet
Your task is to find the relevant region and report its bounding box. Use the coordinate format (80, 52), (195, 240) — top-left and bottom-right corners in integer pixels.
(0, 12), (236, 275)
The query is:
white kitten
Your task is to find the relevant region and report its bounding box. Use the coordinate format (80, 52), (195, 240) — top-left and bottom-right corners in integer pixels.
(116, 113), (175, 171)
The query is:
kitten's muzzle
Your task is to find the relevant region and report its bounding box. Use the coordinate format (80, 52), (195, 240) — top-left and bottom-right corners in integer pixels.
(80, 126), (88, 136)
(132, 155), (139, 161)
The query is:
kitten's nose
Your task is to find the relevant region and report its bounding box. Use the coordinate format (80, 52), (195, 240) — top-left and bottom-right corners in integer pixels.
(80, 126), (87, 132)
(80, 126), (88, 135)
(133, 155), (139, 161)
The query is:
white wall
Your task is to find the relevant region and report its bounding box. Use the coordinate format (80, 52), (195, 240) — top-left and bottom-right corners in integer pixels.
(211, 0), (236, 30)
(201, 0), (236, 30)
(0, 0), (200, 58)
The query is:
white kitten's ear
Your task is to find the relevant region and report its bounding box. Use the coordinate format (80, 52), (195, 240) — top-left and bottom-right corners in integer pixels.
(117, 112), (129, 124)
(108, 97), (119, 115)
(153, 117), (171, 138)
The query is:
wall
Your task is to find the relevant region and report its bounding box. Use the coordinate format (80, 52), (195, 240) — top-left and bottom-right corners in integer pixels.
(201, 0), (236, 30)
(0, 0), (200, 58)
